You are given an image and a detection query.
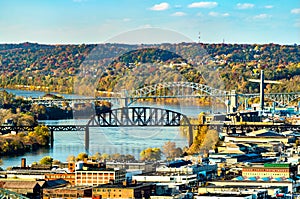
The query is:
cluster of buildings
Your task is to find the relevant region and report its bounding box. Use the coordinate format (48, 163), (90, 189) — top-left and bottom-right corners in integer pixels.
(2, 110), (300, 198)
(0, 158), (210, 199)
(1, 140), (300, 199)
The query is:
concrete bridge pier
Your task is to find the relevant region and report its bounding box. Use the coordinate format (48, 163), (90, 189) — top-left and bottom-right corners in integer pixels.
(85, 127), (89, 153)
(230, 90), (238, 113)
(50, 130), (54, 147)
(120, 89), (129, 108)
(188, 125), (193, 147)
(226, 90), (238, 113)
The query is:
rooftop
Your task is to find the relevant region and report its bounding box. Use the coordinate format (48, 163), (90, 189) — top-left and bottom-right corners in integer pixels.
(94, 182), (154, 189)
(197, 193), (252, 197)
(3, 181), (40, 189)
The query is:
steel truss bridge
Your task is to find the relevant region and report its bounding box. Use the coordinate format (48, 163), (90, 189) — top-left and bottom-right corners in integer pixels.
(0, 107), (193, 151)
(21, 107), (296, 151)
(30, 82), (300, 109)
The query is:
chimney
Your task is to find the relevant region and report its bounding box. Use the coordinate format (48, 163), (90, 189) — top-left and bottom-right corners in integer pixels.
(68, 162), (75, 173)
(21, 158), (26, 168)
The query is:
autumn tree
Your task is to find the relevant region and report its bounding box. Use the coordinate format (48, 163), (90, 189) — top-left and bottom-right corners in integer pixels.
(101, 153), (110, 161)
(52, 159), (61, 165)
(188, 126), (219, 154)
(67, 155), (76, 162)
(140, 147), (162, 161)
(76, 152), (88, 161)
(28, 125), (50, 146)
(91, 152), (101, 161)
(162, 141), (182, 160)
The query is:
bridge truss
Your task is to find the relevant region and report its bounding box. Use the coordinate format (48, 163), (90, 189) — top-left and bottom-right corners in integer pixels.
(129, 82), (230, 104)
(242, 92), (300, 107)
(87, 107), (193, 148)
(29, 82), (300, 109)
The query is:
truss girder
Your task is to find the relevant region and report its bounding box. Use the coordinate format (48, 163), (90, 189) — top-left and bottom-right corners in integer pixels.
(91, 107), (190, 127)
(132, 82), (228, 97)
(243, 92), (300, 106)
(130, 82), (229, 104)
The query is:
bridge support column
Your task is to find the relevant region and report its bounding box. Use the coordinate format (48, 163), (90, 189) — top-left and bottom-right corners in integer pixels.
(188, 125), (193, 147)
(120, 89), (129, 108)
(50, 130), (54, 148)
(85, 127), (89, 152)
(230, 90), (238, 113)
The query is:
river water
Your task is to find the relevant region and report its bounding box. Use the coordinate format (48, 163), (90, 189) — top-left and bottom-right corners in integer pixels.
(0, 89), (223, 169)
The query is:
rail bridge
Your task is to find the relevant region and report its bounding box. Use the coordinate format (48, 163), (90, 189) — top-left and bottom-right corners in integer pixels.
(4, 81), (300, 152)
(30, 82), (300, 113)
(3, 120), (300, 153)
(0, 107), (195, 151)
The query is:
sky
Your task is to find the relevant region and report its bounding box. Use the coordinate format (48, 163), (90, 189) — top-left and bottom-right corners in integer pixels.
(0, 0), (299, 44)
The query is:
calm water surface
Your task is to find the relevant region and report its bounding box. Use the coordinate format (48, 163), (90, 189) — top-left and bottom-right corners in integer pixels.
(1, 89), (224, 169)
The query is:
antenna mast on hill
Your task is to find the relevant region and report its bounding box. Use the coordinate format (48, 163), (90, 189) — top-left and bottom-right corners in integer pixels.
(198, 32), (201, 43)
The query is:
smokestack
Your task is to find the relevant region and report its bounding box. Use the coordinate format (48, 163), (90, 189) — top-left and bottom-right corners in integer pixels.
(21, 158), (26, 168)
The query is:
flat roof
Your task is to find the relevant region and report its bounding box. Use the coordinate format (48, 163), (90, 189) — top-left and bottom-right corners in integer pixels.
(197, 193), (252, 197)
(44, 185), (92, 190)
(94, 183), (154, 189)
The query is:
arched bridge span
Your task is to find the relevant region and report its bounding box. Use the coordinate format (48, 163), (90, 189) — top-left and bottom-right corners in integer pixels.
(127, 82), (230, 106)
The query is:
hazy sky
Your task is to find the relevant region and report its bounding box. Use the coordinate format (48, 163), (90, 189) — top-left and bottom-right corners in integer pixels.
(0, 0), (299, 44)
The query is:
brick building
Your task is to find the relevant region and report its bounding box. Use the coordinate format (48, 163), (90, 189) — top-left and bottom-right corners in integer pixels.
(43, 186), (92, 199)
(242, 163), (291, 178)
(45, 173), (75, 185)
(92, 181), (154, 199)
(75, 168), (126, 186)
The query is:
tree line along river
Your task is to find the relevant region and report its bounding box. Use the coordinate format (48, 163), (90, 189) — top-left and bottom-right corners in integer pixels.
(0, 88), (220, 169)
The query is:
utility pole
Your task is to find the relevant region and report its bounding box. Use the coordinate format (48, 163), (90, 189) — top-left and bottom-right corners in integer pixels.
(248, 70), (281, 110)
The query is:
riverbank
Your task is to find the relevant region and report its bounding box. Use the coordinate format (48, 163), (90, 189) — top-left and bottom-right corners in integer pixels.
(0, 126), (50, 157)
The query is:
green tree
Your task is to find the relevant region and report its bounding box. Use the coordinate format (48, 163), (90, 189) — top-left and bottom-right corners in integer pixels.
(39, 156), (53, 165)
(140, 147), (162, 161)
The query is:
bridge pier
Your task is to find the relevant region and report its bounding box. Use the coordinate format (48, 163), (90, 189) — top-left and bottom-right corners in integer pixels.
(226, 90), (238, 113)
(120, 89), (129, 108)
(50, 130), (54, 148)
(188, 125), (193, 147)
(85, 127), (89, 152)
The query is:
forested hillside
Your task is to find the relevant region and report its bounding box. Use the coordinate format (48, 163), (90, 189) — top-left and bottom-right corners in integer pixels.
(0, 42), (299, 95)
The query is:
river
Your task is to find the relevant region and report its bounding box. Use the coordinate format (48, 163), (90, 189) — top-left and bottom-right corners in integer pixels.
(0, 89), (224, 169)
